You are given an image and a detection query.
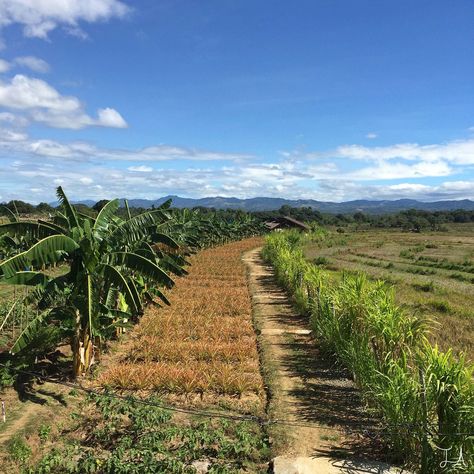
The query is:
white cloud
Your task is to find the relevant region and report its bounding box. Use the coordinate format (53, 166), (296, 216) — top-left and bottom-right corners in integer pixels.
(14, 56), (50, 73)
(0, 58), (10, 72)
(0, 127), (252, 163)
(333, 140), (474, 165)
(0, 111), (28, 127)
(349, 160), (453, 180)
(288, 139), (474, 166)
(96, 107), (127, 128)
(0, 74), (127, 129)
(128, 165), (153, 172)
(0, 0), (130, 39)
(0, 129), (473, 203)
(366, 132), (377, 139)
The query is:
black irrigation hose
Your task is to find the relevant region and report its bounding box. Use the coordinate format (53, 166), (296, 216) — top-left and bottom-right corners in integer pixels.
(1, 363), (472, 438)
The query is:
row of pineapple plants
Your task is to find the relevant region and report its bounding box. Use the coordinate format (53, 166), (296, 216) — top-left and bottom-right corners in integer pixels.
(0, 187), (263, 378)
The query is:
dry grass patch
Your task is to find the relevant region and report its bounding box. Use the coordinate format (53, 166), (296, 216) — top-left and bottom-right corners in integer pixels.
(304, 225), (474, 361)
(99, 237), (264, 402)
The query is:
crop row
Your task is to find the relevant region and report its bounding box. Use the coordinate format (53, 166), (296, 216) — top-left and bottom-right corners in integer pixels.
(100, 238), (265, 399)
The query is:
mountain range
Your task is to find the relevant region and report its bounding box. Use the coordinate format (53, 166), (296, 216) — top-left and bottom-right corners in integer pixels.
(71, 196), (474, 214)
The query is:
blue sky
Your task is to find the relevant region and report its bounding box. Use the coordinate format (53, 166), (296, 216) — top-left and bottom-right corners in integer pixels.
(0, 0), (473, 203)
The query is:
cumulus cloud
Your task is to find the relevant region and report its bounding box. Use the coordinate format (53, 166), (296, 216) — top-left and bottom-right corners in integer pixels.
(366, 132), (377, 139)
(0, 74), (127, 129)
(332, 140), (474, 165)
(14, 56), (50, 73)
(96, 107), (127, 128)
(0, 127), (252, 163)
(0, 129), (472, 203)
(0, 0), (130, 39)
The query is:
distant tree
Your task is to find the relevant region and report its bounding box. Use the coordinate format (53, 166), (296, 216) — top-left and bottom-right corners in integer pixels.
(4, 200), (35, 215)
(279, 205), (293, 216)
(74, 203), (96, 217)
(36, 202), (54, 214)
(93, 200), (110, 213)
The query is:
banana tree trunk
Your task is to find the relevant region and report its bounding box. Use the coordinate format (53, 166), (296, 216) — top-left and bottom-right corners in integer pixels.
(72, 310), (94, 377)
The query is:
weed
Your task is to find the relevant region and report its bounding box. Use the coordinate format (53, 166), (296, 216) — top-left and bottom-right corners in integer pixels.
(429, 300), (452, 313)
(31, 393), (270, 473)
(38, 424), (52, 443)
(320, 434), (340, 442)
(412, 281), (435, 292)
(8, 435), (31, 465)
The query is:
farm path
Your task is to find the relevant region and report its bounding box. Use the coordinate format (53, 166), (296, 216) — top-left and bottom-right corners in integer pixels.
(243, 247), (402, 473)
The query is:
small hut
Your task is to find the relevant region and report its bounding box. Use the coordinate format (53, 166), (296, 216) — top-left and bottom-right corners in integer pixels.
(264, 215), (310, 232)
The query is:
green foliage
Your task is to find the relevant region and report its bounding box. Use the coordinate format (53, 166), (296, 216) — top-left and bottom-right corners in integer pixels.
(0, 187), (263, 376)
(8, 435), (32, 465)
(314, 256), (329, 265)
(38, 424), (52, 443)
(30, 393), (269, 473)
(429, 299), (452, 313)
(263, 231), (474, 471)
(0, 359), (16, 389)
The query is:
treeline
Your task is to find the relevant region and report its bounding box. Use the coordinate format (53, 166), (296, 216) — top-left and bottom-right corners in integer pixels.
(254, 205), (474, 231)
(2, 199), (474, 231)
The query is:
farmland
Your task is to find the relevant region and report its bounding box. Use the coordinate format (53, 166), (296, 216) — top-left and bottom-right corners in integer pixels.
(1, 237), (270, 473)
(263, 229), (474, 472)
(99, 237), (265, 404)
(1, 192), (473, 473)
(0, 189), (270, 473)
(304, 224), (474, 360)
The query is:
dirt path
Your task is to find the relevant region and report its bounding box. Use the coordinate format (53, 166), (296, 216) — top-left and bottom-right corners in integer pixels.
(243, 247), (397, 471)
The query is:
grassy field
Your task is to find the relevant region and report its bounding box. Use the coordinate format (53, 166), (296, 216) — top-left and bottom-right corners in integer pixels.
(304, 224), (474, 362)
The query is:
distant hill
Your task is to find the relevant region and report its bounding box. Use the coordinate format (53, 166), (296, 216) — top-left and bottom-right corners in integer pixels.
(66, 196), (474, 214)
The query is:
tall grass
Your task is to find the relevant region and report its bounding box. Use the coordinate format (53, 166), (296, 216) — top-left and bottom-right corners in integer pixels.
(263, 231), (473, 472)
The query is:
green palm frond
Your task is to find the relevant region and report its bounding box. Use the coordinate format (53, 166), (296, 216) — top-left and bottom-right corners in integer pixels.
(151, 232), (180, 249)
(0, 235), (79, 278)
(99, 263), (139, 314)
(111, 251), (174, 287)
(1, 205), (19, 223)
(56, 186), (79, 228)
(10, 309), (51, 354)
(94, 199), (120, 234)
(0, 221), (61, 240)
(109, 209), (170, 245)
(2, 271), (50, 286)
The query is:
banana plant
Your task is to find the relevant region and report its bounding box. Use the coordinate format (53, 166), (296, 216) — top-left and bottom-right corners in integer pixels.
(0, 188), (183, 376)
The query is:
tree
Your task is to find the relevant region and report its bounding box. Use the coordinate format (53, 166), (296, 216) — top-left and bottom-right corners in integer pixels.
(93, 199), (110, 213)
(36, 202), (54, 214)
(0, 187), (183, 377)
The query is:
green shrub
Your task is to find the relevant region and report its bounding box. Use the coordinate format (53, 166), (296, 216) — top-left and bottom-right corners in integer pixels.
(429, 299), (452, 313)
(314, 256), (329, 266)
